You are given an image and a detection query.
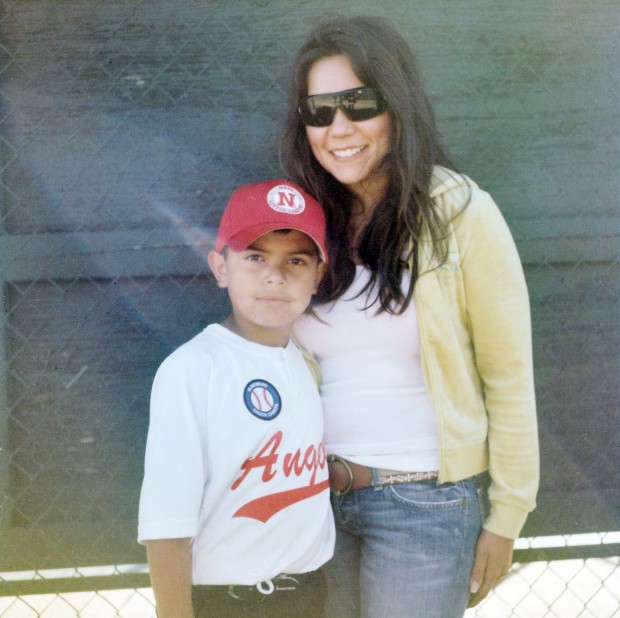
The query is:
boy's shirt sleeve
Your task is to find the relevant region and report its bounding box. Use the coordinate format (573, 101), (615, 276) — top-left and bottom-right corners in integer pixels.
(138, 347), (210, 543)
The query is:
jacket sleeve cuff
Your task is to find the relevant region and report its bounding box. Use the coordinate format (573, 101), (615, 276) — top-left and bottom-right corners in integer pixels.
(483, 503), (531, 540)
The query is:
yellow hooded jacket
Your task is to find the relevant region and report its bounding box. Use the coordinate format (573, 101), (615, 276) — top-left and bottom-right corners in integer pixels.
(414, 167), (540, 539)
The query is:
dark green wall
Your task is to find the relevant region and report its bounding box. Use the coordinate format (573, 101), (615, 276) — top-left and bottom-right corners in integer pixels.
(0, 0), (618, 571)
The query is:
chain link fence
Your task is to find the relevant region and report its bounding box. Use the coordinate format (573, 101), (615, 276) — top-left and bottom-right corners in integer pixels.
(1, 1), (618, 616)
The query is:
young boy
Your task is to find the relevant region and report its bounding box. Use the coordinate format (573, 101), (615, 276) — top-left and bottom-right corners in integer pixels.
(138, 180), (334, 618)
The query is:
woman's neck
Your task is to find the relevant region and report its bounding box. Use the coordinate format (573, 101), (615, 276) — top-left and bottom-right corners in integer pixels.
(349, 191), (383, 244)
(348, 198), (377, 264)
(350, 174), (388, 212)
(346, 173), (389, 262)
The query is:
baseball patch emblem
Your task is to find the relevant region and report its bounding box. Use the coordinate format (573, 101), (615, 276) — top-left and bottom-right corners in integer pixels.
(267, 184), (305, 215)
(244, 380), (282, 420)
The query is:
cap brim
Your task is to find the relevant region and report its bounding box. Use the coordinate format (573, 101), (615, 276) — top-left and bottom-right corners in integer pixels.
(225, 223), (327, 262)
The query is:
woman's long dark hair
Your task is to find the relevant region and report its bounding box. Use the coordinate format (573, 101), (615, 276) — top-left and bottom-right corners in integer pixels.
(280, 15), (458, 314)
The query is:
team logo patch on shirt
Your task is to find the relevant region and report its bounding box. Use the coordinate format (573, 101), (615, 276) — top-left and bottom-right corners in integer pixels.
(244, 380), (282, 420)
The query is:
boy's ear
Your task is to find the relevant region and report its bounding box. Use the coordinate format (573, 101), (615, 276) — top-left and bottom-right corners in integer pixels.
(207, 251), (228, 288)
(313, 261), (327, 294)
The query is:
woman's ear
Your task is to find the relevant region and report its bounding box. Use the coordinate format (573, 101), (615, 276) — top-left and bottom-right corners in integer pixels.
(207, 251), (228, 288)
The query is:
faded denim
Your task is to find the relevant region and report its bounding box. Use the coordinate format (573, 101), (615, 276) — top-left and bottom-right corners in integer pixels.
(323, 475), (484, 618)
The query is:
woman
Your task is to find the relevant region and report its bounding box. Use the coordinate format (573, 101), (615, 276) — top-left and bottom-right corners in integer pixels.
(282, 15), (539, 618)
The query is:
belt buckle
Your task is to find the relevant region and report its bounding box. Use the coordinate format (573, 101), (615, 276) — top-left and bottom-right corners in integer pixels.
(256, 580), (276, 595)
(227, 575), (299, 602)
(327, 454), (354, 496)
(227, 580), (274, 601)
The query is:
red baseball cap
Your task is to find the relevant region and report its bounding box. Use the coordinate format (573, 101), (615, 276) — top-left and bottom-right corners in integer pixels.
(215, 180), (328, 262)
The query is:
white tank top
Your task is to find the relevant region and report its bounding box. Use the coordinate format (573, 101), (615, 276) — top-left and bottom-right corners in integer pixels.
(294, 266), (439, 472)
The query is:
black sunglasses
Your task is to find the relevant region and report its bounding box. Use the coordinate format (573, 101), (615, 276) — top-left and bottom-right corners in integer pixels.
(298, 86), (387, 127)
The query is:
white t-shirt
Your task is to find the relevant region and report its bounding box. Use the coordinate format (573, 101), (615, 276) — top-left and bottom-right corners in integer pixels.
(138, 324), (335, 585)
(294, 266), (439, 472)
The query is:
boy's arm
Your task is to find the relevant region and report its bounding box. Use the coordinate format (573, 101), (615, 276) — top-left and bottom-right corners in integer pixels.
(145, 538), (194, 618)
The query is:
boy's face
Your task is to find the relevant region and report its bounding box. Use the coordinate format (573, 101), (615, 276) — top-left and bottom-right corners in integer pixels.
(208, 230), (325, 347)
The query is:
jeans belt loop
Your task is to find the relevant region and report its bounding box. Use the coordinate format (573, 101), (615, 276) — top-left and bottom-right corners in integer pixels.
(370, 465), (383, 491)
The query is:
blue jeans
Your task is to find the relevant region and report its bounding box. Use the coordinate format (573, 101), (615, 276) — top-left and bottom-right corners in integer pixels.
(324, 473), (484, 618)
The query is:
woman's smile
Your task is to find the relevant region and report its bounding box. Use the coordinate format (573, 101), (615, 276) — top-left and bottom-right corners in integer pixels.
(331, 145), (367, 159)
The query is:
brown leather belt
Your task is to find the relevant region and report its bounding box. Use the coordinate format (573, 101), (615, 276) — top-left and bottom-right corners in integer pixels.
(327, 454), (438, 496)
